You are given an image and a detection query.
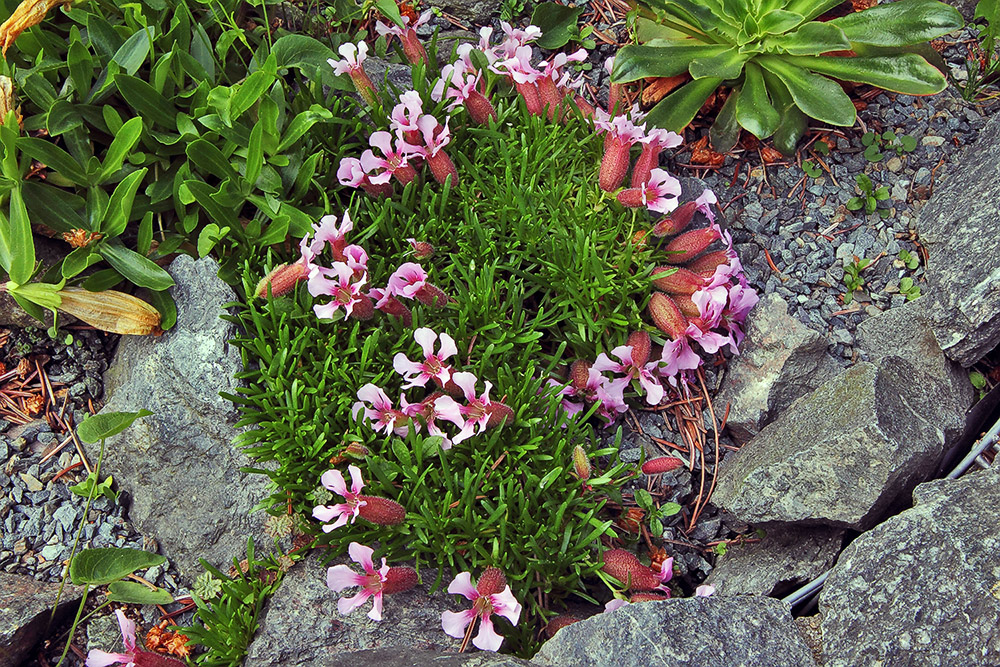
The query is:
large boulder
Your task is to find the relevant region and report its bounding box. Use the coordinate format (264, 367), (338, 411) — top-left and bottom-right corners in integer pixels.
(533, 598), (816, 667)
(314, 649), (534, 666)
(246, 554), (461, 665)
(425, 0), (500, 24)
(716, 294), (842, 443)
(820, 467), (1000, 666)
(712, 359), (946, 530)
(917, 113), (1000, 366)
(0, 573), (83, 667)
(85, 255), (268, 580)
(704, 525), (843, 597)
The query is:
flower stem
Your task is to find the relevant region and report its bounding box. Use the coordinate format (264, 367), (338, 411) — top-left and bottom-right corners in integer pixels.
(459, 616), (477, 653)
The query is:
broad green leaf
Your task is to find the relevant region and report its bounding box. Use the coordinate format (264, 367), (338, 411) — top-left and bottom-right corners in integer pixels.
(77, 410), (154, 443)
(86, 14), (123, 58)
(257, 216), (289, 246)
(667, 0), (741, 36)
(137, 211), (153, 256)
(69, 472), (118, 502)
(829, 0), (964, 46)
(784, 53), (948, 94)
(762, 68), (809, 154)
(757, 10), (805, 34)
(23, 182), (88, 233)
(99, 117), (144, 183)
(70, 546), (163, 585)
(5, 187), (34, 285)
(277, 107), (334, 152)
(18, 138), (89, 185)
(645, 77), (723, 132)
(191, 24), (216, 82)
(612, 44), (729, 82)
(107, 581), (174, 605)
(757, 55), (856, 125)
(271, 34), (336, 76)
(736, 62), (780, 138)
(186, 139), (238, 181)
(246, 123), (263, 186)
(147, 289), (177, 331)
(197, 223), (229, 257)
(81, 269), (123, 292)
(975, 0), (998, 24)
(374, 0), (405, 28)
(186, 180), (240, 229)
(232, 65), (277, 122)
(530, 3), (585, 49)
(114, 74), (177, 129)
(62, 247), (101, 279)
(67, 40), (95, 99)
(98, 242), (175, 290)
(689, 47), (749, 79)
(710, 85), (742, 152)
(784, 0), (850, 22)
(774, 21), (851, 55)
(112, 27), (154, 75)
(101, 168), (147, 237)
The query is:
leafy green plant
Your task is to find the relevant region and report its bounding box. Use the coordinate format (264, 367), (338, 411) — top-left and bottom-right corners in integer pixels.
(953, 0), (1000, 100)
(842, 256), (871, 304)
(802, 159), (822, 177)
(861, 130), (917, 162)
(633, 487), (681, 536)
(69, 472), (119, 502)
(611, 0), (962, 153)
(970, 369), (989, 399)
(531, 2), (596, 49)
(847, 173), (890, 218)
(898, 275), (921, 300)
(898, 248), (919, 269)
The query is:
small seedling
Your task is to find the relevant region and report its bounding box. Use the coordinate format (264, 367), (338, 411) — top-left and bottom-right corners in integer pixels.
(847, 173), (890, 218)
(898, 249), (919, 270)
(633, 487), (681, 536)
(862, 131), (918, 162)
(69, 473), (120, 502)
(899, 277), (921, 301)
(843, 257), (872, 305)
(802, 161), (823, 178)
(970, 370), (988, 399)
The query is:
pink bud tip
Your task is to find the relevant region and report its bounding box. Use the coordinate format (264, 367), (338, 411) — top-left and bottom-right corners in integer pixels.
(641, 457), (684, 475)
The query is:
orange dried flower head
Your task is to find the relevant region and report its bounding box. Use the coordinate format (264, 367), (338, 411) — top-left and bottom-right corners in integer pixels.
(62, 229), (103, 249)
(24, 394), (44, 416)
(616, 507), (645, 534)
(0, 0), (68, 55)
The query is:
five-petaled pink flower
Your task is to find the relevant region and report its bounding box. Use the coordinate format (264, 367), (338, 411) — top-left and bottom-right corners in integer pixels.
(312, 465), (366, 532)
(451, 372), (494, 443)
(401, 393), (465, 448)
(308, 262), (368, 320)
(390, 90), (424, 144)
(387, 262), (428, 299)
(617, 168), (681, 214)
(352, 383), (409, 436)
(326, 542), (391, 620)
(85, 609), (185, 667)
(361, 131), (421, 186)
(329, 42), (378, 107)
(393, 327), (458, 388)
(594, 345), (664, 406)
(441, 568), (522, 652)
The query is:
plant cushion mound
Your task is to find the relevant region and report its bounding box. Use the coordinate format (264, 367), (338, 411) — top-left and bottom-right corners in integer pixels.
(612, 0), (963, 153)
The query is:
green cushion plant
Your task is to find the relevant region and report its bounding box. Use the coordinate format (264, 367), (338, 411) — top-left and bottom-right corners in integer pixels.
(611, 0), (963, 153)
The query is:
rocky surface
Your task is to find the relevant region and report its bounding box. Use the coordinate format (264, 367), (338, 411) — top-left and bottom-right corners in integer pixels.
(820, 467), (1000, 667)
(917, 114), (1000, 367)
(712, 359), (947, 530)
(716, 293), (843, 443)
(704, 525), (844, 597)
(426, 0), (501, 24)
(245, 554), (459, 665)
(533, 598), (816, 667)
(315, 649), (534, 666)
(82, 255), (268, 581)
(0, 573), (82, 667)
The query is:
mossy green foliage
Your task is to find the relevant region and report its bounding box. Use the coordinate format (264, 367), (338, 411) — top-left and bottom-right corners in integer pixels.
(230, 98), (664, 654)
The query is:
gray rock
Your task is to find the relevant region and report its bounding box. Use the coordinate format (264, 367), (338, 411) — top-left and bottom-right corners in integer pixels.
(715, 294), (842, 443)
(295, 648), (534, 667)
(363, 57), (414, 93)
(856, 298), (973, 446)
(712, 359), (946, 530)
(533, 598), (816, 667)
(820, 467), (1000, 667)
(0, 573), (83, 667)
(425, 0), (500, 24)
(84, 256), (268, 581)
(917, 114), (1000, 366)
(941, 0), (979, 19)
(704, 525), (844, 597)
(85, 611), (125, 657)
(245, 554), (458, 666)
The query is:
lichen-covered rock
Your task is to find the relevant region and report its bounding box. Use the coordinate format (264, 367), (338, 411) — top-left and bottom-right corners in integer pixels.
(715, 294), (842, 443)
(0, 573), (83, 667)
(917, 113), (1000, 366)
(820, 468), (1000, 666)
(425, 0), (500, 24)
(533, 598), (816, 667)
(712, 359), (946, 530)
(86, 255), (268, 580)
(705, 525), (843, 596)
(293, 648), (534, 667)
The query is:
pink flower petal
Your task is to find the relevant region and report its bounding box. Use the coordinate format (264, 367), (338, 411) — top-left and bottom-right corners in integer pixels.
(327, 564), (365, 592)
(84, 650), (131, 667)
(446, 571), (479, 600)
(346, 465), (364, 494)
(367, 592), (384, 621)
(321, 469), (348, 496)
(338, 589), (373, 615)
(114, 610), (136, 653)
(348, 542), (376, 572)
(413, 327), (437, 357)
(491, 587), (522, 625)
(472, 615), (505, 652)
(441, 608), (477, 639)
(450, 372), (478, 402)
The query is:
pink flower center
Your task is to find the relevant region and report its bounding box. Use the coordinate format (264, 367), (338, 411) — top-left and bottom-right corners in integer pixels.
(473, 595), (495, 617)
(336, 287), (354, 304)
(365, 572), (384, 592)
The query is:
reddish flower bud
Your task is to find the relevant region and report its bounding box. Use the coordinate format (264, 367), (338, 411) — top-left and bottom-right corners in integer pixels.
(686, 250), (729, 277)
(544, 615), (581, 637)
(629, 592), (670, 602)
(600, 549), (664, 591)
(671, 294), (701, 318)
(599, 139), (632, 193)
(572, 95), (596, 121)
(476, 567), (507, 596)
(361, 180), (394, 198)
(641, 457), (684, 475)
(664, 227), (721, 264)
(572, 444), (591, 481)
(349, 294), (375, 320)
(651, 267), (707, 295)
(626, 330), (651, 367)
(375, 293), (413, 327)
(608, 83), (624, 116)
(536, 76), (565, 121)
(383, 566), (419, 593)
(400, 29), (428, 65)
(415, 282), (448, 308)
(652, 201), (698, 238)
(616, 187), (645, 208)
(466, 89), (498, 125)
(393, 164), (418, 186)
(648, 292), (689, 340)
(515, 81), (544, 116)
(485, 402), (514, 428)
(631, 144), (662, 189)
(570, 359), (592, 391)
(356, 495), (406, 526)
(254, 262), (307, 299)
(350, 70), (380, 108)
(408, 239), (435, 260)
(427, 151), (459, 186)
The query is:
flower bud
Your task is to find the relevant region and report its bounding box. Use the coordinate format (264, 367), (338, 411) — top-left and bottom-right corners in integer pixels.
(255, 262), (308, 299)
(626, 330), (651, 367)
(383, 566), (419, 593)
(394, 164), (418, 185)
(600, 549), (664, 591)
(631, 144), (662, 189)
(599, 139), (631, 192)
(570, 360), (592, 391)
(349, 294), (375, 320)
(515, 81), (543, 116)
(572, 445), (591, 481)
(361, 180), (394, 198)
(349, 69), (380, 108)
(415, 282), (448, 308)
(466, 89), (498, 125)
(536, 76), (564, 122)
(651, 267), (707, 295)
(356, 495), (406, 526)
(485, 402), (514, 428)
(572, 95), (596, 121)
(686, 250), (729, 277)
(374, 292), (413, 326)
(56, 287), (162, 336)
(427, 150), (459, 186)
(629, 592), (670, 602)
(664, 227), (721, 264)
(671, 294), (701, 318)
(616, 187), (645, 208)
(400, 29), (428, 65)
(651, 201), (698, 238)
(476, 567), (507, 596)
(544, 615), (581, 637)
(407, 239), (435, 260)
(641, 457), (684, 475)
(647, 292), (688, 340)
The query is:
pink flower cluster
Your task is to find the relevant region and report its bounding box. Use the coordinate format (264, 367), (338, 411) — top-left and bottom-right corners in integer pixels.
(352, 328), (513, 448)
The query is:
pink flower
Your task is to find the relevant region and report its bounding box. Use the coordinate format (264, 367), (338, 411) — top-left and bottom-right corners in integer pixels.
(617, 168), (681, 214)
(685, 321), (731, 355)
(695, 188), (718, 224)
(329, 42), (378, 106)
(692, 285), (729, 330)
(695, 584), (716, 597)
(441, 569), (522, 652)
(494, 45), (544, 115)
(394, 327), (458, 388)
(451, 371), (494, 443)
(375, 10), (432, 64)
(312, 465), (366, 531)
(603, 598), (629, 613)
(337, 157), (369, 188)
(595, 375), (629, 422)
(86, 610), (186, 667)
(660, 337), (702, 380)
(390, 90), (425, 143)
(308, 262), (368, 320)
(431, 62), (497, 124)
(499, 21), (541, 51)
(326, 542), (391, 620)
(352, 384), (409, 436)
(342, 244), (369, 276)
(594, 345), (664, 406)
(401, 393), (465, 448)
(369, 286), (413, 326)
(361, 131), (421, 186)
(387, 262), (428, 299)
(416, 114), (459, 185)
